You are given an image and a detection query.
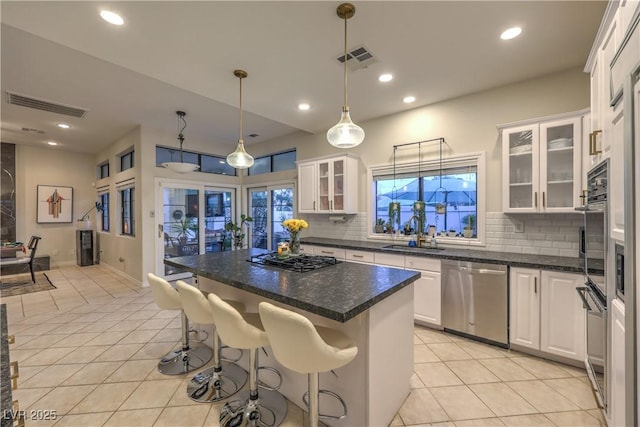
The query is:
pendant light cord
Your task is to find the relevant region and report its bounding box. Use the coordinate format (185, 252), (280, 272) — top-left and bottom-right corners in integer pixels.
(343, 16), (348, 109)
(177, 112), (186, 163)
(392, 146), (397, 202)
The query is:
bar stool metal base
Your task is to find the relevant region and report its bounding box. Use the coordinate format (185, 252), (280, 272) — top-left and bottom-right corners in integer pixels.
(219, 388), (288, 427)
(158, 342), (213, 375)
(187, 361), (248, 403)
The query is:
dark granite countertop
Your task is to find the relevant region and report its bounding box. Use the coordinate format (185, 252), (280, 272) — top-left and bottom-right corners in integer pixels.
(1, 304), (13, 427)
(165, 248), (420, 323)
(300, 237), (604, 276)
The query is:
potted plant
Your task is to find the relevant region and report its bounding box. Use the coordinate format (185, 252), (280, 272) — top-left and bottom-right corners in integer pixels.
(375, 218), (385, 233)
(448, 229), (457, 237)
(462, 214), (476, 238)
(225, 214), (253, 249)
(388, 202), (401, 231)
(385, 220), (394, 234)
(172, 216), (197, 245)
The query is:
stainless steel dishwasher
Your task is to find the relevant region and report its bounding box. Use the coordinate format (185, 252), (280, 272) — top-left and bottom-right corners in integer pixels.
(442, 260), (508, 347)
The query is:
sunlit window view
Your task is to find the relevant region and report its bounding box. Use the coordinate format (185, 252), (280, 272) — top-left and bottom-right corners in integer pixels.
(374, 167), (477, 238)
(249, 187), (294, 250)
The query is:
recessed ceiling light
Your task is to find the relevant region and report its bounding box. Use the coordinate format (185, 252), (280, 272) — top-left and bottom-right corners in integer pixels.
(57, 123), (70, 129)
(298, 103), (310, 111)
(100, 10), (124, 26)
(403, 96), (416, 104)
(47, 141), (58, 146)
(500, 27), (522, 40)
(378, 73), (393, 83)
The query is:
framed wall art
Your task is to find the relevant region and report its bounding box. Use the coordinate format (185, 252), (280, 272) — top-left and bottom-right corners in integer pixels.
(37, 185), (73, 223)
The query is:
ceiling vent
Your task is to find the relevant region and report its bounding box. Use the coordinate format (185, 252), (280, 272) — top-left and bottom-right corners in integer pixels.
(6, 91), (88, 118)
(21, 127), (45, 134)
(336, 44), (378, 71)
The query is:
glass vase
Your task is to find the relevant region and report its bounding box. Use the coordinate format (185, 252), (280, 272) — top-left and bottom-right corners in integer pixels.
(289, 232), (300, 254)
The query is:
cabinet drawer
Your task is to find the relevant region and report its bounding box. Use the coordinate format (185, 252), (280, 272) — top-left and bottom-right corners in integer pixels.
(374, 253), (405, 268)
(345, 250), (374, 264)
(314, 247), (346, 260)
(405, 256), (441, 272)
(298, 244), (314, 255)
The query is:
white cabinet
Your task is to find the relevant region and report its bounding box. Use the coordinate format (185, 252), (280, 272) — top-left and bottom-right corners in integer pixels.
(539, 270), (586, 361)
(313, 246), (346, 260)
(297, 155), (359, 214)
(501, 112), (584, 213)
(297, 162), (317, 212)
(406, 256), (441, 326)
(509, 268), (541, 350)
(610, 298), (625, 427)
(345, 249), (374, 264)
(510, 268), (585, 361)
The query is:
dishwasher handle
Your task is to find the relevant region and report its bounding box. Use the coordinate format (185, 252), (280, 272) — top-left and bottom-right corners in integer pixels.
(453, 266), (506, 275)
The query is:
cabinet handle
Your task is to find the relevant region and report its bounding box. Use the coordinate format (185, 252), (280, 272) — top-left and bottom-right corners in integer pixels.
(8, 335), (15, 345)
(580, 189), (588, 206)
(534, 277), (537, 294)
(534, 192), (538, 208)
(591, 130), (602, 155)
(313, 201), (316, 210)
(10, 361), (19, 390)
(352, 254), (364, 258)
(542, 192), (546, 208)
(330, 200), (333, 210)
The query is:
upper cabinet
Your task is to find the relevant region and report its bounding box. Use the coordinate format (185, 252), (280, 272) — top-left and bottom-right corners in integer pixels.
(297, 154), (359, 214)
(501, 112), (584, 213)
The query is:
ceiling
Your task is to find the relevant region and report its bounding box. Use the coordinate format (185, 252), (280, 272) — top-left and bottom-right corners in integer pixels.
(0, 1), (607, 155)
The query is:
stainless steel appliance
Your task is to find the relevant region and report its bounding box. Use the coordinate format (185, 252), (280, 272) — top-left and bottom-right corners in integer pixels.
(615, 243), (624, 301)
(575, 159), (609, 410)
(442, 260), (508, 347)
(76, 230), (94, 266)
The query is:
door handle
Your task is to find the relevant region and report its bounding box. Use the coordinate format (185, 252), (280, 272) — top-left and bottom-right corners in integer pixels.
(158, 224), (164, 238)
(576, 286), (592, 310)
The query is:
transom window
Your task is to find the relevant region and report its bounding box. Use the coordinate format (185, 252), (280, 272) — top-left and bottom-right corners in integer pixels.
(155, 146), (236, 176)
(120, 150), (134, 172)
(248, 150), (296, 176)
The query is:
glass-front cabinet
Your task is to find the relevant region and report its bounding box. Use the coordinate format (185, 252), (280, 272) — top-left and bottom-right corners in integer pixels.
(297, 154), (358, 214)
(502, 113), (583, 213)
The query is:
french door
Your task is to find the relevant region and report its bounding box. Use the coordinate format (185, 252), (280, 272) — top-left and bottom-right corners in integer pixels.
(248, 184), (294, 251)
(156, 180), (236, 279)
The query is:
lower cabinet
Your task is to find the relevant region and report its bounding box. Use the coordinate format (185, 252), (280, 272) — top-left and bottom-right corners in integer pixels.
(406, 256), (441, 326)
(510, 268), (585, 361)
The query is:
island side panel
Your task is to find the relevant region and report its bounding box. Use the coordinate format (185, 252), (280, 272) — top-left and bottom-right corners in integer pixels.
(196, 276), (369, 426)
(367, 283), (414, 426)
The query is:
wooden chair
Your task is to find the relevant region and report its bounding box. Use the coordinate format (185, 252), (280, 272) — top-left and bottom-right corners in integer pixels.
(0, 236), (42, 283)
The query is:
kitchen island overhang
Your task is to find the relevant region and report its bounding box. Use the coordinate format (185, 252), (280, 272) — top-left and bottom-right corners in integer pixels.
(165, 249), (421, 427)
(164, 248), (421, 323)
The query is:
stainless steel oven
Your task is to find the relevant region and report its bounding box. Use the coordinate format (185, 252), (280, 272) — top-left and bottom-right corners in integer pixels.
(577, 285), (607, 408)
(576, 159), (609, 409)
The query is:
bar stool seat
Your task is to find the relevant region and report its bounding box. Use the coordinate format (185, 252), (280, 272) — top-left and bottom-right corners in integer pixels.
(210, 293), (288, 427)
(147, 273), (212, 375)
(176, 280), (248, 403)
(258, 301), (358, 427)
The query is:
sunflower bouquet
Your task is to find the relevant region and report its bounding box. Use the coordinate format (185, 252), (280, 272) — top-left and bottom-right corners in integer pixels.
(282, 218), (308, 254)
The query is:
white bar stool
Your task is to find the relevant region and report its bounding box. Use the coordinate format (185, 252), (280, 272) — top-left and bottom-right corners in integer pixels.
(147, 273), (212, 375)
(258, 302), (358, 427)
(175, 280), (248, 403)
(209, 293), (288, 427)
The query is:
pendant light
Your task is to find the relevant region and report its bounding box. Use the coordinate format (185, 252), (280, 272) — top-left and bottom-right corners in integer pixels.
(226, 69), (254, 169)
(327, 3), (365, 149)
(161, 111), (200, 174)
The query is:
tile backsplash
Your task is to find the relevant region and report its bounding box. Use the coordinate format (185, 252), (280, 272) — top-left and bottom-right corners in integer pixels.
(301, 212), (583, 258)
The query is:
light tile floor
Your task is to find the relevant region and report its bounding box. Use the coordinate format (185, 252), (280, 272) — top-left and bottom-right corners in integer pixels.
(2, 265), (605, 426)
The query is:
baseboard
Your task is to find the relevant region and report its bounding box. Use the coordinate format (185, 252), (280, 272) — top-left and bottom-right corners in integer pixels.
(99, 262), (143, 286)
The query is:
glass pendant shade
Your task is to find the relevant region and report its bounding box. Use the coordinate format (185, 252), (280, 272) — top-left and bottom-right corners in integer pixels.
(327, 109), (365, 148)
(226, 139), (254, 169)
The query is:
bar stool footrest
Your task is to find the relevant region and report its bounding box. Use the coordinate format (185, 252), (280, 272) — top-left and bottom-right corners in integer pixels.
(220, 388), (287, 427)
(257, 366), (283, 391)
(302, 388), (348, 421)
(158, 342), (213, 375)
(187, 361), (247, 403)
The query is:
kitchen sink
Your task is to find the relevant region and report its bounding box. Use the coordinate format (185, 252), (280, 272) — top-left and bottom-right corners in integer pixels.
(382, 244), (445, 252)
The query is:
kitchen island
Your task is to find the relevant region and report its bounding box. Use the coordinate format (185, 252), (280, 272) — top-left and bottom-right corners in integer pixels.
(165, 248), (420, 427)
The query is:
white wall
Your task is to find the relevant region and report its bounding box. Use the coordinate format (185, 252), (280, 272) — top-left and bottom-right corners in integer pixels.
(15, 144), (95, 266)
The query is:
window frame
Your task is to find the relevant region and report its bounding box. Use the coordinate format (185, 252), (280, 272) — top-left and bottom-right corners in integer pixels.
(98, 162), (109, 179)
(99, 192), (110, 232)
(155, 146), (237, 176)
(247, 150), (296, 176)
(119, 187), (135, 236)
(120, 150), (134, 172)
(367, 151), (486, 247)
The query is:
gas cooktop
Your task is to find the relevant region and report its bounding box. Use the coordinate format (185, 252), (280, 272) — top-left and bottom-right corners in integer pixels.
(248, 252), (341, 273)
